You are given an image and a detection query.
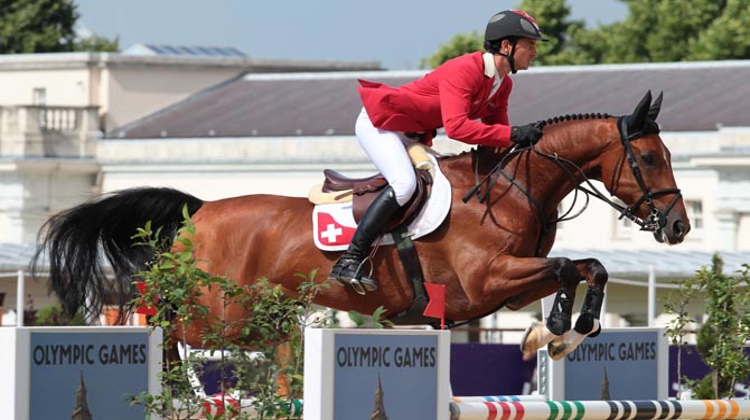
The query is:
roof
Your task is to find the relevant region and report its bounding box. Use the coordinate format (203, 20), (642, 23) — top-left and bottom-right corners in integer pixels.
(109, 60), (750, 139)
(122, 43), (248, 58)
(0, 243), (38, 272)
(0, 52), (382, 72)
(548, 248), (749, 281)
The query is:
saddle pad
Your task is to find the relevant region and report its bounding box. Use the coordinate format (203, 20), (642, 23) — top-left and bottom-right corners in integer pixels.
(312, 154), (452, 251)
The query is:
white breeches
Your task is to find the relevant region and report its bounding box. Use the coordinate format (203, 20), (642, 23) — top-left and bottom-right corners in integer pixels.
(355, 108), (417, 206)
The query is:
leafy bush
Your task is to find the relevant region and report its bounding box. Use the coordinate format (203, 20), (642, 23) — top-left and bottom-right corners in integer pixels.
(664, 253), (750, 399)
(130, 206), (327, 419)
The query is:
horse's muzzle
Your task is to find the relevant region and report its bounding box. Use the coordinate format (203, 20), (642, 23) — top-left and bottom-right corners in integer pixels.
(654, 218), (690, 245)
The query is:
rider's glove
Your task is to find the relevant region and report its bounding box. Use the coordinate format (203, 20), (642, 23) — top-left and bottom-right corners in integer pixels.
(511, 124), (543, 147)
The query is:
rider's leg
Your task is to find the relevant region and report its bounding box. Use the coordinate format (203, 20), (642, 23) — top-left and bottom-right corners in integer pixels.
(328, 185), (401, 284)
(328, 109), (416, 287)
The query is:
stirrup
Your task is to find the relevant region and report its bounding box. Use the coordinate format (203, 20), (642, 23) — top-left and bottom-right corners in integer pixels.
(350, 275), (378, 295)
(345, 258), (378, 295)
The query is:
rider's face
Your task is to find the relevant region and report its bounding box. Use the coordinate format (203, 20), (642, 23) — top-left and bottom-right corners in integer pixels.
(504, 38), (538, 71)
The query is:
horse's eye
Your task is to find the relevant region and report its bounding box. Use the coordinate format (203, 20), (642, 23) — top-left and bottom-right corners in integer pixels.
(641, 151), (657, 166)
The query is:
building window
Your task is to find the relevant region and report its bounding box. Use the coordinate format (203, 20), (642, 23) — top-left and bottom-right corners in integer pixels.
(33, 87), (47, 128)
(686, 200), (703, 230)
(32, 87), (46, 105)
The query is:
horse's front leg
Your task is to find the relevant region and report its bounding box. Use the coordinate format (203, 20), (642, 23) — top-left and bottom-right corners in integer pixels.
(517, 257), (584, 356)
(546, 258), (608, 360)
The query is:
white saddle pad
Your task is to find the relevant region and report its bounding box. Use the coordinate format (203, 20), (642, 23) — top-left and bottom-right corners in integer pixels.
(312, 155), (452, 251)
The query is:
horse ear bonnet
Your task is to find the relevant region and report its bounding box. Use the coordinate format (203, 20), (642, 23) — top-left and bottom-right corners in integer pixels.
(625, 91), (661, 136)
(647, 91), (663, 121)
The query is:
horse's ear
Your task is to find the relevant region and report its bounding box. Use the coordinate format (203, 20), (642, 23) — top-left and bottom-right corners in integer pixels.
(626, 90), (652, 133)
(647, 91), (664, 121)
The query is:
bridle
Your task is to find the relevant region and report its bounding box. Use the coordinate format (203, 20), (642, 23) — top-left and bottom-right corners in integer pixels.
(613, 116), (682, 233)
(462, 117), (682, 255)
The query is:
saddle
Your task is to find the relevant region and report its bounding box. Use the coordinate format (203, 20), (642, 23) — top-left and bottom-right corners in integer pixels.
(308, 143), (435, 230)
(317, 144), (434, 230)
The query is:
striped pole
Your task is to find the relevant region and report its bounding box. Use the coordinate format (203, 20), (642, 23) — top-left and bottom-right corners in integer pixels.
(452, 395), (548, 403)
(171, 396), (303, 418)
(449, 399), (750, 420)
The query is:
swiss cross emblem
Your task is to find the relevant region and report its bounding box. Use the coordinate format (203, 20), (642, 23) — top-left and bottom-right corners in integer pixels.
(316, 211), (355, 246)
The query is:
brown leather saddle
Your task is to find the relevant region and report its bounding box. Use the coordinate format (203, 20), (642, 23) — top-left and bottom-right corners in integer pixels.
(321, 168), (433, 231)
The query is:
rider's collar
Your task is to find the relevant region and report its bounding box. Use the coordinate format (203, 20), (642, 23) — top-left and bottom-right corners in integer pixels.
(483, 52), (503, 95)
(483, 52), (498, 78)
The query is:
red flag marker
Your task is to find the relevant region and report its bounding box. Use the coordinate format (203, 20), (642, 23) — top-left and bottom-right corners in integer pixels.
(423, 283), (446, 329)
(135, 281), (157, 316)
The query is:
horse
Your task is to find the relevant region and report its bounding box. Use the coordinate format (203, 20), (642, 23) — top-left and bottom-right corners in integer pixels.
(30, 90), (689, 370)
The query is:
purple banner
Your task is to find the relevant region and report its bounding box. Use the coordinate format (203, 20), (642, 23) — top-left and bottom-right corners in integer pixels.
(450, 343), (536, 396)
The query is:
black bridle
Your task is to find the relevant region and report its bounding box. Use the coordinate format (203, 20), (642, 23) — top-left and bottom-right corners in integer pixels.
(614, 116), (682, 233)
(462, 118), (683, 256)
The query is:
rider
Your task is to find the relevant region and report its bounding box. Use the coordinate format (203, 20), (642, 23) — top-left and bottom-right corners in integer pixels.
(329, 9), (547, 293)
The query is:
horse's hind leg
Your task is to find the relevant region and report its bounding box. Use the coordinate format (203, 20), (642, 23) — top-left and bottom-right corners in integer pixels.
(521, 257), (583, 355)
(547, 258), (608, 360)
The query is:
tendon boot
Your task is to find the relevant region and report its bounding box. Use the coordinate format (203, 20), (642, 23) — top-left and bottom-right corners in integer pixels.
(328, 186), (402, 294)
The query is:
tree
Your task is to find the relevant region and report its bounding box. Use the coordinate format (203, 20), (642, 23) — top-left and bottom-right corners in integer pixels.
(516, 0), (586, 64)
(421, 32), (482, 69)
(664, 254), (750, 399)
(688, 0), (750, 60)
(74, 34), (119, 53)
(420, 0), (582, 68)
(0, 0), (118, 54)
(424, 0), (750, 67)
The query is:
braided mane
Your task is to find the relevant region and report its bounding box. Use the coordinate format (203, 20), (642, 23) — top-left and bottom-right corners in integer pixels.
(536, 112), (611, 129)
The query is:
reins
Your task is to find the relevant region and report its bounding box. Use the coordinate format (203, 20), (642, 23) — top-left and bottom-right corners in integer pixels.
(462, 115), (682, 257)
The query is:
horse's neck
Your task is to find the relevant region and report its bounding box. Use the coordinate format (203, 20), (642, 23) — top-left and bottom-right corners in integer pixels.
(473, 119), (617, 212)
(532, 118), (617, 203)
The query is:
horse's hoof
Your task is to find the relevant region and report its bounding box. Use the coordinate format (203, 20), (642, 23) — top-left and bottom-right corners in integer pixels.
(548, 341), (569, 361)
(520, 321), (545, 354)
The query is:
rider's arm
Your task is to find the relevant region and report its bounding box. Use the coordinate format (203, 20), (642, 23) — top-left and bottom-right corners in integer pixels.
(438, 67), (513, 147)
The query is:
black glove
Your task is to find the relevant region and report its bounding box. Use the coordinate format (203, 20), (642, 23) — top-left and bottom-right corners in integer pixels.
(511, 124), (543, 147)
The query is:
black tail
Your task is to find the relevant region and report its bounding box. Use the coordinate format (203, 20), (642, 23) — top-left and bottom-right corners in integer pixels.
(29, 187), (204, 320)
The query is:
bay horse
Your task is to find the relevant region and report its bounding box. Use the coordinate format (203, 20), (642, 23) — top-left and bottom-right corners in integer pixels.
(30, 91), (689, 365)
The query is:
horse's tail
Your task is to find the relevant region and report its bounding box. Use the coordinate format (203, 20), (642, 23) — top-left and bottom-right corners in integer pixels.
(29, 187), (204, 320)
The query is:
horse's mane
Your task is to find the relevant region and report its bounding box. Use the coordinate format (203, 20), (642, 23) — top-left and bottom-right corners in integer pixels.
(434, 112), (613, 162)
(535, 112), (611, 129)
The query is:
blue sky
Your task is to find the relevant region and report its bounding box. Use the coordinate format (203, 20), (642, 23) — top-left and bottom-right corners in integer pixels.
(75, 0), (627, 70)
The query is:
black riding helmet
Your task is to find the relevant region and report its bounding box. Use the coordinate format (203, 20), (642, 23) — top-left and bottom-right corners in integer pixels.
(484, 10), (547, 74)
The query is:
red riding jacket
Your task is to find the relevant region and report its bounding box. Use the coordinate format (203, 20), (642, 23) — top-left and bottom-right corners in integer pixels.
(357, 51), (512, 147)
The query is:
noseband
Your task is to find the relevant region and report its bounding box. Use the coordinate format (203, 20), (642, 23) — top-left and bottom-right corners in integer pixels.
(615, 117), (682, 233)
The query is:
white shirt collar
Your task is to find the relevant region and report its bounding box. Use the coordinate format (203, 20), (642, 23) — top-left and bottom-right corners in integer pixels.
(483, 53), (504, 97)
(483, 52), (498, 78)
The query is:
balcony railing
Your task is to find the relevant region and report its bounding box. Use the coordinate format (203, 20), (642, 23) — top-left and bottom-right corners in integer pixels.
(0, 105), (100, 158)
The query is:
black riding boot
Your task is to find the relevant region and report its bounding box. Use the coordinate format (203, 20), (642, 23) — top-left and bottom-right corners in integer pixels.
(329, 186), (402, 294)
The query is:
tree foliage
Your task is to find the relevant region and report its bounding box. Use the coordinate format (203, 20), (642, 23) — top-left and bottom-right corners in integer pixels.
(664, 254), (750, 399)
(73, 34), (119, 53)
(131, 208), (325, 418)
(0, 0), (118, 54)
(421, 32), (483, 69)
(423, 0), (750, 68)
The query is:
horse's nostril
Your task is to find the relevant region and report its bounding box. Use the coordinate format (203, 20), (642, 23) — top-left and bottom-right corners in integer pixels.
(673, 220), (689, 240)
